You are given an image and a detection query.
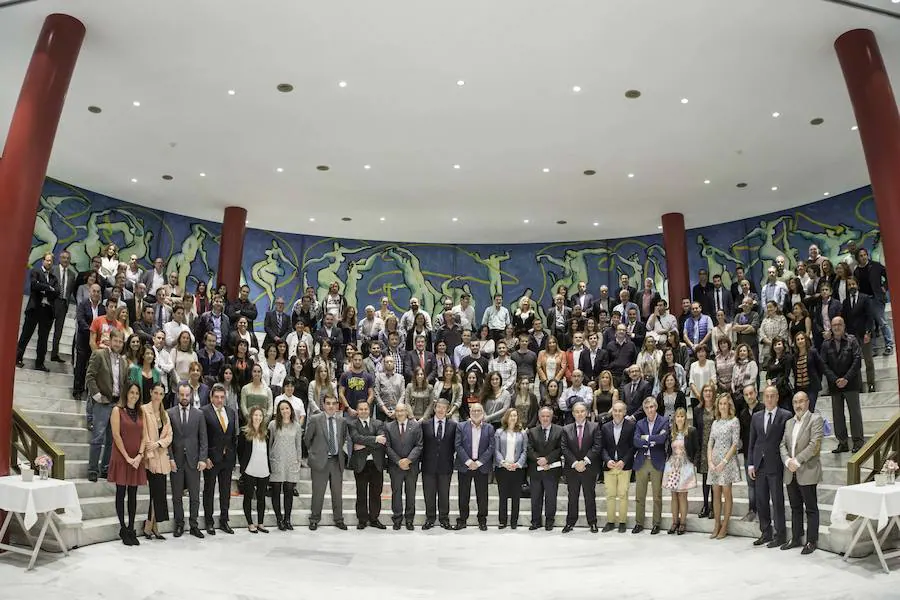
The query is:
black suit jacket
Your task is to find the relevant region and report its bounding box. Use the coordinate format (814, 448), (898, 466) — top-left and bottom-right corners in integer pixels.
(75, 299), (106, 344)
(194, 311), (232, 351)
(599, 419), (636, 471)
(731, 279), (758, 303)
(569, 292), (595, 312)
(841, 292), (876, 339)
(705, 286), (735, 319)
(404, 349), (436, 382)
(747, 408), (792, 475)
(546, 306), (571, 339)
(125, 296), (149, 326)
(25, 267), (58, 313)
(561, 420), (602, 471)
(420, 418), (457, 475)
(201, 404), (239, 469)
(347, 417), (387, 472)
(619, 379), (653, 420)
(624, 319), (647, 349)
(811, 298), (842, 338)
(263, 310), (293, 348)
(526, 424), (564, 476)
(617, 286), (638, 303)
(578, 347), (609, 382)
(854, 261), (888, 304)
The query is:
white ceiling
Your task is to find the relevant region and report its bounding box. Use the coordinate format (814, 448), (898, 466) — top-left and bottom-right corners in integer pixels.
(0, 0), (898, 243)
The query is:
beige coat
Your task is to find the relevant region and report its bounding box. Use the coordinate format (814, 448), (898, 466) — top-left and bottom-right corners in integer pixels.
(780, 411), (823, 486)
(142, 404), (173, 474)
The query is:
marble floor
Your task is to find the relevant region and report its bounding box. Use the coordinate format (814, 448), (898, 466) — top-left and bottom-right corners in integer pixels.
(0, 526), (897, 600)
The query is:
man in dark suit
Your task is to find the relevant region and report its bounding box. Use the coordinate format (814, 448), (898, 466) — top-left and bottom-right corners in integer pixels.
(692, 269), (713, 315)
(304, 393), (348, 530)
(748, 385), (792, 548)
(624, 307), (647, 350)
(569, 281), (594, 313)
(811, 283), (842, 349)
(706, 274), (734, 319)
(600, 401), (636, 532)
(201, 384), (239, 536)
(822, 317), (865, 453)
(16, 253), (58, 371)
(125, 282), (149, 328)
(527, 407), (564, 530)
(632, 397), (668, 534)
(561, 402), (602, 533)
(263, 296), (292, 348)
(347, 400), (387, 530)
(404, 334), (436, 382)
(606, 324), (637, 386)
(454, 403), (495, 530)
(132, 304), (158, 345)
(226, 284), (258, 326)
(73, 283), (105, 400)
(546, 294), (572, 342)
(854, 248), (893, 355)
(621, 365), (653, 420)
(730, 265), (757, 304)
(616, 273), (637, 304)
(139, 257), (167, 298)
(841, 277), (877, 393)
(384, 403), (423, 530)
(591, 286), (613, 321)
(315, 312), (344, 363)
(420, 399), (457, 530)
(85, 329), (127, 481)
(50, 250), (78, 363)
(579, 332), (608, 384)
(167, 382), (209, 538)
(194, 294), (231, 353)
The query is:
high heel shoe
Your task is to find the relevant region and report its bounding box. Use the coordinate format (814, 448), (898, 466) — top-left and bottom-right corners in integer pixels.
(142, 520), (152, 540)
(698, 506), (709, 519)
(677, 523), (686, 535)
(668, 520), (678, 535)
(119, 526), (131, 546)
(152, 526), (166, 541)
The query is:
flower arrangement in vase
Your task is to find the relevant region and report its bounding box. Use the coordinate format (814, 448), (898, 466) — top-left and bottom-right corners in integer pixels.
(882, 459), (898, 485)
(34, 455), (53, 480)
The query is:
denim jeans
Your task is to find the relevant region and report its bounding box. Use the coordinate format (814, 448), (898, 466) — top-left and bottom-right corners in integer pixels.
(873, 299), (894, 349)
(88, 401), (114, 475)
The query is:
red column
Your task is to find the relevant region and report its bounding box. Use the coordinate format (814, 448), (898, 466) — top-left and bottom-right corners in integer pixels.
(217, 206), (247, 301)
(835, 29), (900, 376)
(662, 212), (691, 317)
(0, 14), (85, 481)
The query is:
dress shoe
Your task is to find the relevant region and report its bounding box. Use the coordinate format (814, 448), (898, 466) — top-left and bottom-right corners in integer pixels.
(852, 445), (863, 453)
(405, 522), (414, 531)
(697, 506), (710, 518)
(618, 523), (626, 533)
(189, 527), (204, 539)
(753, 535), (771, 546)
(280, 521), (289, 531)
(650, 525), (661, 535)
(35, 365), (49, 373)
(393, 522), (402, 530)
(832, 444), (849, 454)
(455, 521), (467, 530)
(602, 523), (616, 533)
(334, 521), (348, 530)
(478, 522), (488, 531)
(285, 521), (294, 531)
(308, 522), (318, 531)
(439, 520), (453, 530)
(356, 522), (367, 530)
(781, 539), (803, 550)
(219, 523), (234, 534)
(632, 524), (644, 534)
(88, 472), (98, 483)
(590, 523), (599, 533)
(562, 524), (574, 533)
(545, 523), (554, 531)
(100, 471), (108, 479)
(422, 521), (435, 530)
(173, 524), (184, 538)
(370, 520), (386, 530)
(15, 360), (24, 368)
(248, 526), (258, 534)
(801, 542), (817, 555)
(128, 529), (140, 546)
(51, 355), (64, 363)
(510, 523), (518, 530)
(206, 525), (217, 535)
(529, 524), (541, 531)
(767, 539), (785, 549)
(119, 526), (131, 546)
(868, 383), (877, 393)
(257, 525), (269, 533)
(498, 523), (507, 530)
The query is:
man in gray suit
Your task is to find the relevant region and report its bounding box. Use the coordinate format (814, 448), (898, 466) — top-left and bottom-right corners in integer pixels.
(780, 391), (824, 555)
(85, 329), (128, 481)
(384, 403), (423, 530)
(51, 250), (78, 363)
(304, 393), (348, 530)
(167, 382), (208, 538)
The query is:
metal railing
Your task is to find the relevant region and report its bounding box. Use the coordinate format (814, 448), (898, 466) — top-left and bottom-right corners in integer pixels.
(10, 407), (66, 480)
(847, 413), (900, 485)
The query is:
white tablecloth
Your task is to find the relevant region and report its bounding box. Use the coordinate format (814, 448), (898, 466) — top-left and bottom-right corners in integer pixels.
(0, 476), (82, 529)
(831, 480), (900, 531)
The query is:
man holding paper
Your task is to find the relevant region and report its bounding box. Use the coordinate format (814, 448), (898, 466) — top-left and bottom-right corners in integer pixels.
(526, 406), (564, 531)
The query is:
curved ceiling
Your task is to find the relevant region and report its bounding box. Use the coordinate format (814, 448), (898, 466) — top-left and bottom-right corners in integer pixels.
(0, 0), (897, 243)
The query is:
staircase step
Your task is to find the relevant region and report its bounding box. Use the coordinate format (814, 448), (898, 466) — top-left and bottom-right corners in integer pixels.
(16, 408), (86, 429)
(16, 359), (73, 375)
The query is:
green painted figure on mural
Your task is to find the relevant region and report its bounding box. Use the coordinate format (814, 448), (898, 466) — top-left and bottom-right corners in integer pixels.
(167, 224), (216, 291)
(250, 239), (297, 305)
(304, 241), (373, 301)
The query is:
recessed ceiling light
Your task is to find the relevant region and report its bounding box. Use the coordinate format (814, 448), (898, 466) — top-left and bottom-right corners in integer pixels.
(130, 178), (137, 183)
(87, 105), (102, 114)
(341, 217), (352, 222)
(363, 164), (371, 170)
(161, 174), (173, 181)
(810, 117), (825, 126)
(542, 168), (550, 173)
(453, 164), (461, 169)
(823, 192), (830, 196)
(704, 179), (711, 184)
(523, 219), (529, 224)
(772, 112), (780, 118)
(309, 217), (315, 222)
(452, 217), (458, 222)
(276, 83), (294, 93)
(316, 165), (330, 171)
(556, 220), (567, 225)
(572, 85), (582, 93)
(457, 80), (465, 86)
(593, 222), (599, 227)
(624, 89), (641, 99)
(771, 186), (778, 191)
(680, 98), (689, 104)
(851, 125), (858, 131)
(199, 172), (206, 177)
(627, 173), (635, 178)
(338, 81), (348, 88)
(583, 169), (596, 176)
(132, 101), (141, 107)
(380, 217), (386, 221)
(657, 225), (663, 230)
(736, 182), (748, 188)
(275, 167), (284, 173)
(227, 90), (236, 96)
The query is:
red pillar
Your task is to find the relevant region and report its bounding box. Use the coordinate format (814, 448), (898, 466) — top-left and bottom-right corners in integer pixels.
(0, 14), (85, 482)
(835, 29), (900, 376)
(662, 212), (691, 317)
(217, 206), (247, 301)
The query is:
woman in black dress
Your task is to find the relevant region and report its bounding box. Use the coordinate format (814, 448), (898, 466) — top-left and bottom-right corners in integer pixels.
(764, 336), (794, 413)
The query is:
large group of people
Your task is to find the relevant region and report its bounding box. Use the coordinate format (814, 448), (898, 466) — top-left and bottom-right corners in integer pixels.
(13, 241), (890, 553)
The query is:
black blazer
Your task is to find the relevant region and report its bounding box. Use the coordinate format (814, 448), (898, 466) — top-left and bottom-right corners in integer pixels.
(404, 349), (436, 382)
(619, 378), (653, 419)
(578, 347), (609, 382)
(624, 319), (647, 349)
(599, 419), (636, 471)
(25, 266), (58, 312)
(228, 330), (259, 358)
(654, 390), (687, 418)
(202, 404), (239, 469)
(526, 424), (564, 476)
(76, 299), (106, 341)
(791, 348), (825, 393)
(811, 298), (842, 339)
(237, 429), (268, 475)
(420, 418), (457, 475)
(347, 417), (387, 472)
(263, 310), (293, 348)
(665, 426), (701, 466)
(841, 292), (876, 339)
(617, 286), (638, 303)
(194, 311), (232, 351)
(561, 420), (601, 471)
(747, 407), (792, 475)
(545, 306), (571, 339)
(854, 261), (888, 303)
(706, 286), (735, 319)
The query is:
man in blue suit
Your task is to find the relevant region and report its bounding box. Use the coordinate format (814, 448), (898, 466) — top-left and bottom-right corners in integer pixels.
(632, 397), (668, 534)
(561, 401), (602, 533)
(421, 400), (457, 530)
(454, 403), (494, 530)
(748, 385), (792, 548)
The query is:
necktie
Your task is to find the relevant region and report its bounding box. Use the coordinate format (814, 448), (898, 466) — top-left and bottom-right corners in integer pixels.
(277, 313), (282, 328)
(544, 428), (549, 442)
(156, 305), (163, 328)
(217, 407), (226, 432)
(716, 290), (721, 312)
(363, 420), (369, 432)
(437, 420), (443, 441)
(400, 422), (406, 437)
(60, 266), (67, 295)
(852, 294), (857, 309)
(631, 382), (637, 395)
(420, 352), (425, 369)
(577, 424), (584, 449)
(327, 417), (337, 455)
(182, 407), (187, 425)
(766, 412), (773, 435)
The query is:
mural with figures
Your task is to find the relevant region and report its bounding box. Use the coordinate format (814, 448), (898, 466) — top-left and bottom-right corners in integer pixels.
(30, 178), (880, 327)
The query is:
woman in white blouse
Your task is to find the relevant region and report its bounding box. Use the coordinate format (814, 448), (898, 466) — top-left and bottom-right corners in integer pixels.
(169, 331), (198, 384)
(711, 309), (734, 357)
(688, 345), (717, 408)
(100, 243), (120, 283)
(758, 301), (788, 363)
(286, 320), (314, 360)
(636, 337), (662, 382)
(260, 343), (287, 395)
(493, 408), (527, 529)
(237, 406), (269, 534)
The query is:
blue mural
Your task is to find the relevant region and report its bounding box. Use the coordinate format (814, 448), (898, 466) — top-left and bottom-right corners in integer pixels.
(30, 178), (880, 327)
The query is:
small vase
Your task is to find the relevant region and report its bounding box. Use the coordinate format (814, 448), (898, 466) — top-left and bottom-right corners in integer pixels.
(888, 472), (896, 485)
(39, 466), (49, 480)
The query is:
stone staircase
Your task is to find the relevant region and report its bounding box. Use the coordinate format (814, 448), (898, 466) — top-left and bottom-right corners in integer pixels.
(9, 297), (899, 554)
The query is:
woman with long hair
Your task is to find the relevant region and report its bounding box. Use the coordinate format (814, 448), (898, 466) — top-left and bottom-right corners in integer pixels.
(783, 277), (806, 317)
(792, 331), (825, 412)
(340, 305), (359, 349)
(118, 306), (134, 338)
(475, 325), (495, 357)
(195, 281), (210, 316)
(593, 370), (619, 422)
(656, 372), (687, 418)
(693, 383), (717, 519)
(714, 338), (736, 395)
(833, 261), (851, 303)
(241, 363), (273, 422)
(405, 312), (433, 353)
(758, 301), (788, 367)
(494, 408), (527, 529)
(183, 361), (209, 409)
(107, 382), (148, 545)
(666, 330), (691, 371)
(313, 339), (337, 384)
(238, 406), (270, 533)
(269, 399), (302, 530)
(170, 330), (198, 384)
(636, 337), (661, 384)
(290, 342), (314, 382)
(481, 371), (512, 426)
(76, 270), (100, 304)
(260, 343), (287, 396)
(664, 407), (699, 535)
(707, 393), (741, 540)
(129, 344), (161, 405)
(765, 336), (794, 412)
(401, 367), (433, 420)
(540, 378), (564, 424)
(788, 303), (812, 349)
(512, 298), (535, 336)
(730, 343), (759, 404)
(657, 345), (688, 395)
(537, 335), (567, 398)
(141, 382), (171, 540)
(275, 340), (290, 365)
(817, 259), (837, 297)
(511, 376), (539, 428)
(123, 334), (143, 367)
(711, 309), (733, 357)
(459, 370), (482, 422)
(219, 364), (241, 415)
(432, 364), (462, 421)
(229, 339), (254, 389)
(308, 364), (335, 415)
(100, 243), (120, 282)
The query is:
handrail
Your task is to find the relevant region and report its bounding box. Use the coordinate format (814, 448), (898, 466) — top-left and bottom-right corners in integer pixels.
(10, 407), (66, 480)
(847, 412), (900, 485)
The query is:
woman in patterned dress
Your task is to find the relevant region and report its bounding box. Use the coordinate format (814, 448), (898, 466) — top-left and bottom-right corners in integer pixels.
(707, 393), (741, 540)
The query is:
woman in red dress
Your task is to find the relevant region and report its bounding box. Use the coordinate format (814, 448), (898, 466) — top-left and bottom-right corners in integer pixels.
(108, 381), (149, 546)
